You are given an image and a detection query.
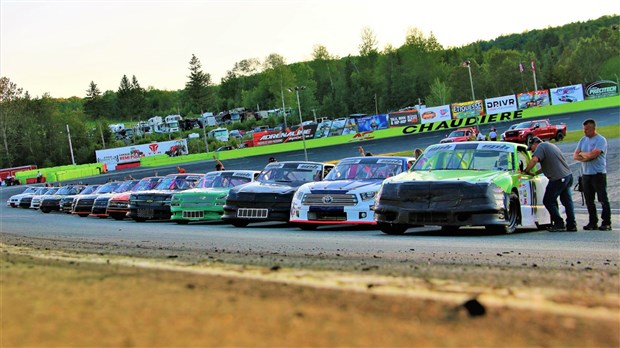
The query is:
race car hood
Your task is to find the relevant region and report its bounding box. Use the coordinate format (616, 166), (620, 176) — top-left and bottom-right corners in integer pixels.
(303, 179), (381, 193)
(386, 170), (513, 192)
(110, 192), (131, 201)
(232, 181), (298, 195)
(174, 187), (229, 196)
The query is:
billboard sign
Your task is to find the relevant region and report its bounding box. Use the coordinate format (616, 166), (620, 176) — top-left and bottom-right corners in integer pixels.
(584, 80), (618, 99)
(253, 125), (317, 146)
(451, 100), (485, 119)
(485, 95), (518, 114)
(95, 139), (188, 171)
(550, 84), (585, 104)
(387, 109), (419, 127)
(517, 90), (550, 109)
(420, 105), (452, 124)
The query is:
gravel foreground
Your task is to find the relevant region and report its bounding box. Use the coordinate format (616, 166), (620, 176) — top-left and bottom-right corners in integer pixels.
(2, 240), (619, 347)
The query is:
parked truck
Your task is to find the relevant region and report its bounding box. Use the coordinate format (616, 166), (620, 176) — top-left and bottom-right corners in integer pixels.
(501, 119), (567, 144)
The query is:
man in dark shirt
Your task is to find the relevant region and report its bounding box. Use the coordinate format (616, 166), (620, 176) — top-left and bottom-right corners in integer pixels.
(524, 137), (576, 232)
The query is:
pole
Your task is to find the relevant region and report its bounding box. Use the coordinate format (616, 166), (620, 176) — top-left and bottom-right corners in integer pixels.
(201, 110), (209, 153)
(531, 60), (538, 91)
(280, 86), (288, 129)
(66, 124), (76, 165)
(467, 64), (476, 100)
(295, 87), (309, 161)
(374, 93), (378, 116)
(99, 123), (106, 149)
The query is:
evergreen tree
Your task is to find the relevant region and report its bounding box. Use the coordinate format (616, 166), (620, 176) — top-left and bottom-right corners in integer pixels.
(84, 81), (103, 119)
(184, 54), (212, 114)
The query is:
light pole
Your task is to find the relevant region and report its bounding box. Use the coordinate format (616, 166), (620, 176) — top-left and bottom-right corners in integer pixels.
(462, 60), (476, 100)
(66, 124), (76, 165)
(280, 86), (288, 129)
(288, 86), (308, 161)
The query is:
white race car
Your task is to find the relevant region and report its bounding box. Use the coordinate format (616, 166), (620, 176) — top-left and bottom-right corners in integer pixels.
(290, 156), (412, 229)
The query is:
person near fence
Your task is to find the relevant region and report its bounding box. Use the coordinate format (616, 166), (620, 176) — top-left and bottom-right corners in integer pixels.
(573, 118), (611, 231)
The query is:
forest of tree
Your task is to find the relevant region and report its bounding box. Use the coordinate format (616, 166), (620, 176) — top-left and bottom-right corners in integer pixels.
(1, 15), (618, 168)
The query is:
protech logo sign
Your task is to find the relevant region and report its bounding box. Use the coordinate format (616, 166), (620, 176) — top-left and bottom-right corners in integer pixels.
(585, 80), (618, 99)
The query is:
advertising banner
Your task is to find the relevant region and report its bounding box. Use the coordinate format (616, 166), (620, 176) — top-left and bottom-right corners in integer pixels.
(516, 90), (550, 109)
(451, 100), (485, 119)
(550, 84), (584, 104)
(420, 105), (452, 124)
(584, 80), (619, 99)
(315, 120), (333, 138)
(95, 139), (188, 171)
(485, 95), (518, 114)
(253, 125), (317, 146)
(355, 114), (388, 132)
(387, 110), (419, 127)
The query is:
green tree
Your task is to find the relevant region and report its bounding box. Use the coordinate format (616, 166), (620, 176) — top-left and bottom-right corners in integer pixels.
(184, 54), (212, 114)
(0, 77), (24, 167)
(83, 81), (104, 119)
(116, 75), (132, 119)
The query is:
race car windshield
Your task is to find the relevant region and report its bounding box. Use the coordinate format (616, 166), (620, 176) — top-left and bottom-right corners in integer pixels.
(56, 186), (83, 195)
(413, 149), (513, 171)
(198, 173), (253, 188)
(258, 164), (322, 184)
(514, 122), (531, 129)
(114, 180), (139, 193)
(132, 178), (160, 191)
(95, 182), (122, 194)
(326, 160), (404, 180)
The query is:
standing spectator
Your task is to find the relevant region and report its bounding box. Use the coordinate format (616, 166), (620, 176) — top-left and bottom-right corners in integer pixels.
(36, 171), (43, 183)
(573, 119), (611, 231)
(213, 155), (225, 171)
(177, 166), (186, 173)
(476, 131), (486, 141)
(524, 137), (576, 232)
(268, 157), (277, 164)
(488, 127), (498, 141)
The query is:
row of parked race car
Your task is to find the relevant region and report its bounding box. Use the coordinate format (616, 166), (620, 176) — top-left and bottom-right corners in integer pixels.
(6, 140), (554, 234)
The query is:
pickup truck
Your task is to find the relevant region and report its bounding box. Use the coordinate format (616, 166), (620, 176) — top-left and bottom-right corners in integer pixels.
(501, 119), (567, 144)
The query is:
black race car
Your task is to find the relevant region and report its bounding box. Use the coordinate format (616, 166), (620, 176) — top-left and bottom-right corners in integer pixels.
(222, 161), (334, 227)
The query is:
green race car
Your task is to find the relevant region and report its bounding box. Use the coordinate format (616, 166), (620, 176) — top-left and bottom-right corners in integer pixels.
(170, 170), (259, 224)
(375, 141), (552, 234)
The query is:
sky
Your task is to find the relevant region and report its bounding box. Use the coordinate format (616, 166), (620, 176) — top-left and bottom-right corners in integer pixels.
(1, 0), (618, 99)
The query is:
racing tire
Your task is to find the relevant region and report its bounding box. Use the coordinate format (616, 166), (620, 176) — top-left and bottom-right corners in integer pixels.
(77, 214), (88, 218)
(486, 192), (519, 234)
(110, 214), (125, 221)
(378, 222), (408, 235)
(525, 134), (533, 146)
(133, 217), (146, 223)
(231, 220), (249, 228)
(40, 208), (51, 214)
(555, 132), (565, 142)
(175, 220), (189, 225)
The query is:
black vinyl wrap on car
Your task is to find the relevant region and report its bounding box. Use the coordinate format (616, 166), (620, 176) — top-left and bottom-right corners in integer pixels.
(377, 181), (497, 211)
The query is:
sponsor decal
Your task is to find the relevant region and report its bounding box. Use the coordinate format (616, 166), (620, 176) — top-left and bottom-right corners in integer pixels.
(347, 131), (375, 142)
(356, 114), (388, 132)
(420, 105), (451, 124)
(149, 143), (159, 153)
(402, 110), (523, 135)
(584, 80), (618, 99)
